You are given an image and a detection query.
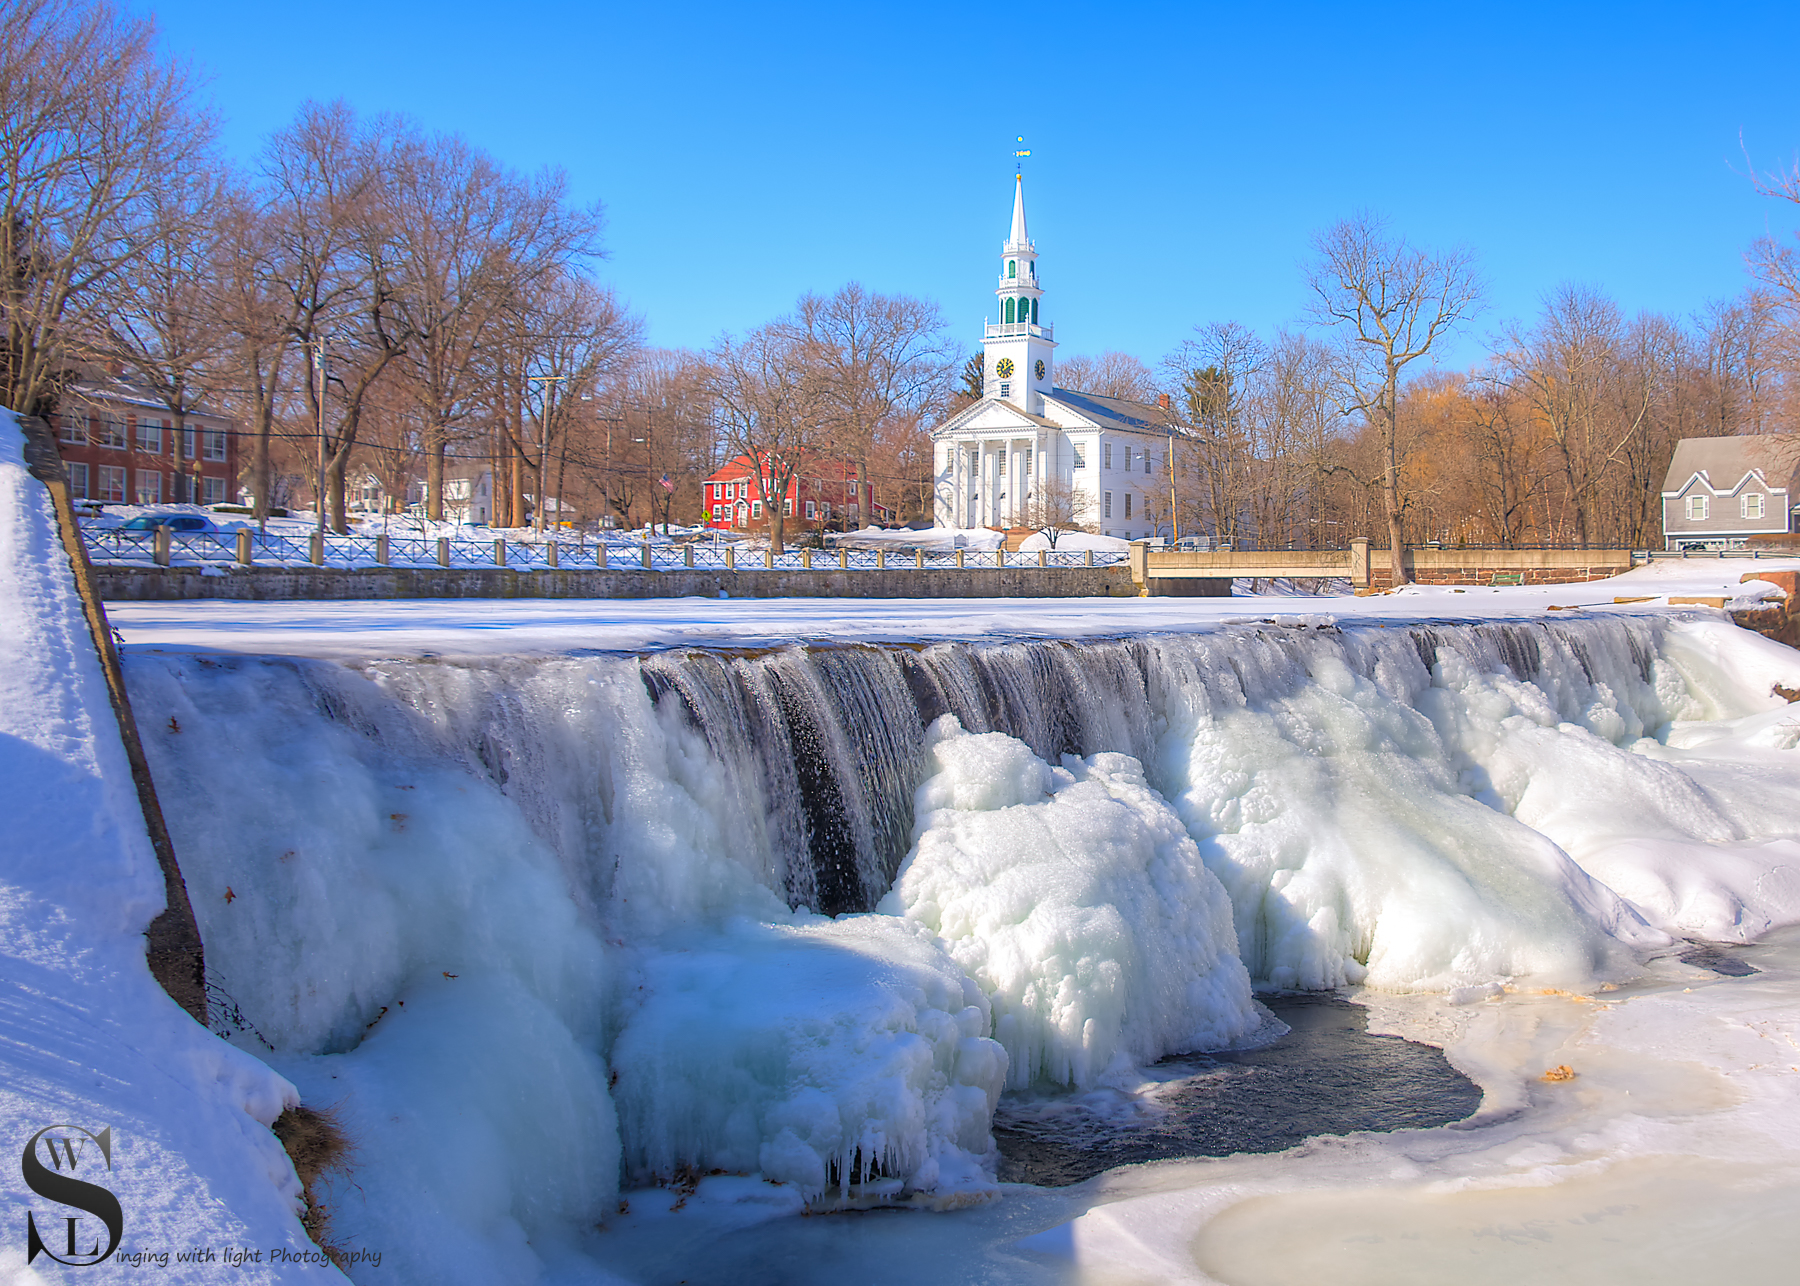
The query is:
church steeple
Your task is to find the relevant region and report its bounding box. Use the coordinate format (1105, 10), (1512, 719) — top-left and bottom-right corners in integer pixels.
(984, 174), (1054, 413)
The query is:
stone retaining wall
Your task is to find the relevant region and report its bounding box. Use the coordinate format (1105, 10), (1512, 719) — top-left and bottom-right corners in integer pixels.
(94, 563), (1137, 602)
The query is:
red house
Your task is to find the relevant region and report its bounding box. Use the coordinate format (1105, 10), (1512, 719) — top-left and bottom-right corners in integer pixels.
(702, 453), (888, 531)
(51, 380), (239, 508)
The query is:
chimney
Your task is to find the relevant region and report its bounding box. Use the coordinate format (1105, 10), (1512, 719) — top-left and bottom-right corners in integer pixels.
(1157, 393), (1170, 411)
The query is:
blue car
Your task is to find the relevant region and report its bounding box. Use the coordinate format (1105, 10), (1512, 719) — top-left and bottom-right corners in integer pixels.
(119, 514), (217, 533)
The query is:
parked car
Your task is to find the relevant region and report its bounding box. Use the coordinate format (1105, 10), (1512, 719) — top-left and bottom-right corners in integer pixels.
(118, 514), (219, 534)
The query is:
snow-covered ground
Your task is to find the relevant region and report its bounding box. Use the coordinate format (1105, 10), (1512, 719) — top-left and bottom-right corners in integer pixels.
(16, 401), (1800, 1284)
(102, 554), (1800, 659)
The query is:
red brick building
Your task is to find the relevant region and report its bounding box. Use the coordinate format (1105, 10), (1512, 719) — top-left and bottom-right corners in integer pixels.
(702, 453), (888, 531)
(52, 381), (239, 507)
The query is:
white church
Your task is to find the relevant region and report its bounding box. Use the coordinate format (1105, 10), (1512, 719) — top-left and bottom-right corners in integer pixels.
(931, 175), (1185, 539)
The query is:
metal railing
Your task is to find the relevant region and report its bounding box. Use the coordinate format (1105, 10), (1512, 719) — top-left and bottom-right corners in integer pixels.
(79, 522), (1129, 574)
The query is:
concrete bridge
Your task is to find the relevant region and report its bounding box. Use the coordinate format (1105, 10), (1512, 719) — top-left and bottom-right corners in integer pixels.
(1130, 538), (1635, 594)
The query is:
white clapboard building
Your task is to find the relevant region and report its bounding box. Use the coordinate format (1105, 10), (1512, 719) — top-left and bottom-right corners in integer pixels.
(931, 175), (1185, 538)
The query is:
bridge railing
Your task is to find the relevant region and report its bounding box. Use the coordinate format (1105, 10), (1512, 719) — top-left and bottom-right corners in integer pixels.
(77, 522), (1130, 573)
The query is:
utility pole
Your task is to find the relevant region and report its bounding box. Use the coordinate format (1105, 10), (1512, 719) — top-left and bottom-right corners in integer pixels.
(1168, 426), (1180, 544)
(312, 338), (327, 540)
(526, 374), (566, 533)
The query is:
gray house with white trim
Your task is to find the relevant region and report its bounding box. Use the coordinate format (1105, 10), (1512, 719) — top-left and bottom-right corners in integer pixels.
(1660, 435), (1800, 549)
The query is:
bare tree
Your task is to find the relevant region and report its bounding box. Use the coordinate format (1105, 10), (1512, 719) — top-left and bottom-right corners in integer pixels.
(107, 162), (231, 502)
(1, 0), (213, 416)
(259, 103), (415, 531)
(1056, 351), (1160, 402)
(1020, 474), (1092, 546)
(706, 322), (823, 554)
(213, 185), (294, 523)
(1498, 285), (1662, 549)
(1164, 323), (1263, 545)
(515, 275), (638, 531)
(386, 128), (603, 520)
(1306, 215), (1482, 584)
(800, 283), (952, 529)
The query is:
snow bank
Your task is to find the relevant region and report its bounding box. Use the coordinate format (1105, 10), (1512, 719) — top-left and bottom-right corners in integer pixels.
(1015, 531), (1131, 553)
(0, 411), (313, 1281)
(883, 717), (1260, 1089)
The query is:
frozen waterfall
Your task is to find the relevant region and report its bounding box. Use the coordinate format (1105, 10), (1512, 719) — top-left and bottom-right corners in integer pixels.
(122, 614), (1800, 1281)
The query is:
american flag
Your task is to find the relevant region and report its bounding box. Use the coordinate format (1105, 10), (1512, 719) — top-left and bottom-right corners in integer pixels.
(659, 473), (673, 491)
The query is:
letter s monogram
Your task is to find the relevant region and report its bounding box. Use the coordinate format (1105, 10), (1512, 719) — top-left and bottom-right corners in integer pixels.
(22, 1126), (123, 1266)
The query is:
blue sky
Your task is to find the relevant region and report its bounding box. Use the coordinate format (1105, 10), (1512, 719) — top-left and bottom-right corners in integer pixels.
(145, 0), (1800, 371)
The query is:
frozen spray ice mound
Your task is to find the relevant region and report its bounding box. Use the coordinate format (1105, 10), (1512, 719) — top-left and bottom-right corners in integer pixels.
(1150, 630), (1669, 993)
(611, 914), (1006, 1204)
(883, 716), (1261, 1089)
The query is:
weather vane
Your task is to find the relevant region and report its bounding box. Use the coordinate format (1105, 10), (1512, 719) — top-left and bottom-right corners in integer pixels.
(1014, 136), (1030, 173)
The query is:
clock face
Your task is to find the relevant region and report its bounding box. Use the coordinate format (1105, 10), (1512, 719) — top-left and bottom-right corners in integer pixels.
(995, 358), (1015, 379)
(1034, 360), (1046, 380)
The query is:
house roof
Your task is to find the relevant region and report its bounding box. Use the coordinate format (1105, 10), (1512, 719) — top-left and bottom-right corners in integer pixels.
(1660, 435), (1800, 496)
(1046, 387), (1185, 435)
(64, 379), (231, 423)
(705, 452), (863, 484)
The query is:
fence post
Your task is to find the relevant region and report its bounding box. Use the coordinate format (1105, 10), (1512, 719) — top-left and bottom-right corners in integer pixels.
(725, 545), (736, 571)
(683, 545), (693, 568)
(376, 533), (389, 566)
(597, 543), (608, 570)
(309, 530), (324, 566)
(955, 548), (964, 569)
(916, 549), (924, 569)
(997, 549), (1006, 568)
(235, 528), (252, 565)
(1085, 549), (1094, 568)
(547, 541), (558, 568)
(802, 547), (812, 569)
(839, 548), (848, 570)
(494, 539), (506, 567)
(1039, 548), (1046, 567)
(641, 542), (653, 570)
(877, 548), (886, 570)
(154, 524), (172, 567)
(764, 547), (774, 569)
(437, 537), (450, 567)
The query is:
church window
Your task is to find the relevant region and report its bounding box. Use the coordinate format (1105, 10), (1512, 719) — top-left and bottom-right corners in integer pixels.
(1104, 491), (1113, 518)
(999, 382), (1010, 398)
(1004, 298), (1016, 324)
(1008, 260), (1017, 279)
(1102, 442), (1112, 469)
(1030, 299), (1038, 324)
(1144, 452), (1152, 476)
(1072, 444), (1086, 469)
(1024, 447), (1033, 476)
(1124, 493), (1133, 519)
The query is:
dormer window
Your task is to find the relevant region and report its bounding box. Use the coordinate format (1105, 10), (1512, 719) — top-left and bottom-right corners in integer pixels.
(1743, 493), (1765, 520)
(1686, 495), (1708, 521)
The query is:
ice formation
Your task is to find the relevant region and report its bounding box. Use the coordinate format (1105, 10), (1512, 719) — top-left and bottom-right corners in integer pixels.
(883, 716), (1259, 1087)
(103, 600), (1800, 1280)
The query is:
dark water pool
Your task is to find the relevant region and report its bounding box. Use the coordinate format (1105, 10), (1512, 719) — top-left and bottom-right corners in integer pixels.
(993, 993), (1483, 1186)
